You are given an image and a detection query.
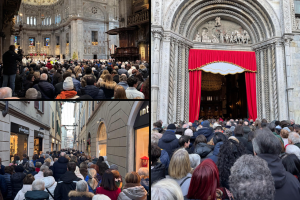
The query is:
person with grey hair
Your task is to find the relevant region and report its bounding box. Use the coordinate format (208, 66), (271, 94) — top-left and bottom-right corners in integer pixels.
(229, 154), (275, 200)
(42, 169), (57, 200)
(118, 65), (129, 77)
(118, 74), (129, 90)
(34, 165), (49, 180)
(151, 178), (184, 200)
(0, 87), (12, 99)
(24, 179), (50, 200)
(68, 180), (94, 200)
(285, 144), (300, 160)
(189, 154), (201, 170)
(288, 132), (300, 149)
(33, 72), (55, 99)
(25, 88), (41, 99)
(253, 128), (300, 200)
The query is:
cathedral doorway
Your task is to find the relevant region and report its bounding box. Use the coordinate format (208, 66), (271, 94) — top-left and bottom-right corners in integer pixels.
(199, 71), (247, 120)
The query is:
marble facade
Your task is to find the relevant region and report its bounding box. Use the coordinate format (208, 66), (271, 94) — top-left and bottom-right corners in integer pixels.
(13, 0), (119, 60)
(151, 0), (300, 126)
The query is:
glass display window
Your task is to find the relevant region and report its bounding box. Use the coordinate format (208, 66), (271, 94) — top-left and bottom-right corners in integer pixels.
(10, 133), (28, 162)
(135, 126), (149, 170)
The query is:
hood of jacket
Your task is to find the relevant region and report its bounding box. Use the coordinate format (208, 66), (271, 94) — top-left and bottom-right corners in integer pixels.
(150, 163), (165, 185)
(21, 184), (32, 193)
(160, 130), (177, 143)
(83, 85), (100, 98)
(194, 143), (214, 157)
(118, 81), (128, 86)
(42, 176), (56, 188)
(195, 127), (214, 139)
(257, 154), (286, 189)
(213, 142), (223, 156)
(122, 186), (147, 199)
(68, 191), (94, 198)
(99, 81), (117, 89)
(58, 156), (69, 164)
(24, 190), (49, 200)
(12, 171), (26, 182)
(59, 171), (80, 183)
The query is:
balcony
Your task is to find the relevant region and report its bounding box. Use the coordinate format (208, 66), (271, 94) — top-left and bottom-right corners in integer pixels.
(127, 9), (149, 26)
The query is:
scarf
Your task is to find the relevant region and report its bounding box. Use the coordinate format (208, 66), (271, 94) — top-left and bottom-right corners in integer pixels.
(35, 168), (40, 173)
(123, 183), (141, 190)
(56, 90), (77, 99)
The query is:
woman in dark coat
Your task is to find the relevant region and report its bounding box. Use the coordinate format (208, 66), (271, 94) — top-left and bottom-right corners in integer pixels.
(52, 69), (63, 86)
(193, 135), (214, 159)
(97, 74), (117, 99)
(3, 166), (14, 200)
(11, 165), (26, 199)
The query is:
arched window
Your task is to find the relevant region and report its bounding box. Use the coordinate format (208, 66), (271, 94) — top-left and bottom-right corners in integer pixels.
(34, 17), (36, 25)
(27, 17), (29, 24)
(30, 16), (33, 25)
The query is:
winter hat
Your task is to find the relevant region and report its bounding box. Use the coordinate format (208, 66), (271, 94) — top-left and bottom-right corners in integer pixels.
(167, 124), (176, 130)
(276, 125), (282, 130)
(230, 126), (235, 132)
(243, 126), (251, 134)
(202, 120), (210, 128)
(213, 122), (222, 130)
(283, 127), (291, 132)
(184, 129), (193, 137)
(110, 164), (118, 170)
(15, 165), (24, 172)
(63, 77), (74, 91)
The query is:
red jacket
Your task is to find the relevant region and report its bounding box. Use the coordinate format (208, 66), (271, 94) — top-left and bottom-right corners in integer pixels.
(46, 62), (52, 70)
(96, 187), (121, 200)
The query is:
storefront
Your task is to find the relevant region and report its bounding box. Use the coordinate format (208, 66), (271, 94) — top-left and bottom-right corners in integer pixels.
(134, 101), (149, 171)
(10, 122), (29, 162)
(34, 130), (44, 155)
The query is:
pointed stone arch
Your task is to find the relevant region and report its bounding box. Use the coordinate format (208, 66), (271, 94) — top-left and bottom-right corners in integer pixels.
(96, 122), (107, 158)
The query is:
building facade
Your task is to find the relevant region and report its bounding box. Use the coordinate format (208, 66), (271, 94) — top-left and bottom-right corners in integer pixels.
(0, 101), (62, 166)
(49, 101), (62, 151)
(151, 0), (300, 125)
(74, 101), (149, 178)
(10, 0), (119, 60)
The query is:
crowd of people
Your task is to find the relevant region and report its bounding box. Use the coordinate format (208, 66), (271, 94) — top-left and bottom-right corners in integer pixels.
(0, 45), (149, 99)
(151, 118), (300, 200)
(0, 149), (149, 200)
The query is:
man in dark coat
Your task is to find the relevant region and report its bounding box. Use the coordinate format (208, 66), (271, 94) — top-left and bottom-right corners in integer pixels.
(33, 73), (55, 99)
(24, 179), (49, 200)
(0, 158), (5, 175)
(11, 165), (26, 199)
(2, 45), (23, 93)
(36, 154), (45, 164)
(254, 128), (300, 200)
(158, 124), (180, 158)
(151, 144), (165, 185)
(0, 174), (7, 198)
(53, 152), (69, 181)
(234, 125), (248, 148)
(52, 69), (63, 86)
(192, 120), (214, 143)
(78, 76), (105, 99)
(54, 162), (82, 200)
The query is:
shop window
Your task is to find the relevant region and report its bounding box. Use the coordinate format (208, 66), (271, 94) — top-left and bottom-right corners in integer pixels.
(10, 133), (28, 162)
(135, 126), (149, 170)
(97, 123), (107, 157)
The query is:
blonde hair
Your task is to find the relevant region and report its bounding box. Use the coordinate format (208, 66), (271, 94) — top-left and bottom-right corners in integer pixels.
(45, 158), (51, 163)
(100, 70), (109, 80)
(74, 66), (81, 78)
(280, 129), (289, 138)
(33, 71), (40, 79)
(168, 148), (191, 179)
(88, 168), (98, 190)
(114, 85), (127, 99)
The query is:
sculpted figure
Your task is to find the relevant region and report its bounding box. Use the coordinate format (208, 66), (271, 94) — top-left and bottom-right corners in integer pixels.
(220, 32), (224, 43)
(243, 30), (250, 44)
(194, 32), (202, 42)
(202, 29), (211, 43)
(215, 17), (221, 26)
(212, 33), (219, 43)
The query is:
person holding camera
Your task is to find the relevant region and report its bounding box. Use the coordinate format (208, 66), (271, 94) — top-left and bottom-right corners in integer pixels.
(2, 45), (23, 94)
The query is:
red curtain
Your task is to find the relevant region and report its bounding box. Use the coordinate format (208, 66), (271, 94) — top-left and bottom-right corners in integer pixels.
(189, 49), (258, 122)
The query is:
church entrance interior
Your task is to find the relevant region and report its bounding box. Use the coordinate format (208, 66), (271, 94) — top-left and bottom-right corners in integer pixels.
(199, 71), (247, 120)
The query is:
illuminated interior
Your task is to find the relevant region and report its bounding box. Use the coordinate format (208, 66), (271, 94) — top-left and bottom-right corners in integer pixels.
(34, 138), (40, 155)
(10, 133), (28, 161)
(97, 122), (107, 157)
(99, 144), (107, 156)
(135, 126), (149, 170)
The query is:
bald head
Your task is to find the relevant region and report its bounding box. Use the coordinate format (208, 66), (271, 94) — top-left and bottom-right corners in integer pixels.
(0, 87), (12, 99)
(40, 73), (48, 81)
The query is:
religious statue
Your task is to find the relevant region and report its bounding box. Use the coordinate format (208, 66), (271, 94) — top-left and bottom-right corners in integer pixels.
(201, 29), (211, 43)
(211, 33), (219, 43)
(243, 30), (250, 44)
(220, 32), (224, 43)
(194, 32), (202, 42)
(215, 17), (221, 27)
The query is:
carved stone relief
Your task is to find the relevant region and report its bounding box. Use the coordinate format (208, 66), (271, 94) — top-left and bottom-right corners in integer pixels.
(193, 18), (251, 44)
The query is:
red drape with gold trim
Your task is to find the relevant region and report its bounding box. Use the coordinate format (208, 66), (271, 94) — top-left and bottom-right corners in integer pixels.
(189, 49), (257, 122)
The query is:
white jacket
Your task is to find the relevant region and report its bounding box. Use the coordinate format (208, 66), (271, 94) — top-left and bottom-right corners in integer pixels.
(42, 176), (57, 200)
(14, 184), (32, 200)
(34, 171), (44, 180)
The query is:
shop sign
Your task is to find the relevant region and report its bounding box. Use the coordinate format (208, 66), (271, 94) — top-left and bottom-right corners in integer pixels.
(11, 122), (29, 135)
(134, 101), (149, 129)
(34, 130), (44, 138)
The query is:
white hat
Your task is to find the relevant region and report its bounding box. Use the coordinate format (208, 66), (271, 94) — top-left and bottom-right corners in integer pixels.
(63, 77), (74, 91)
(184, 129), (193, 137)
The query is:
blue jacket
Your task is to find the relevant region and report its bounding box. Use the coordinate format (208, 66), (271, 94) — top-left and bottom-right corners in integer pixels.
(36, 157), (45, 164)
(158, 130), (180, 159)
(118, 81), (129, 90)
(0, 165), (4, 175)
(118, 68), (129, 77)
(33, 80), (55, 99)
(208, 142), (223, 164)
(0, 174), (7, 197)
(3, 173), (13, 199)
(80, 85), (105, 99)
(72, 78), (81, 92)
(193, 127), (214, 143)
(160, 149), (170, 175)
(53, 156), (69, 181)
